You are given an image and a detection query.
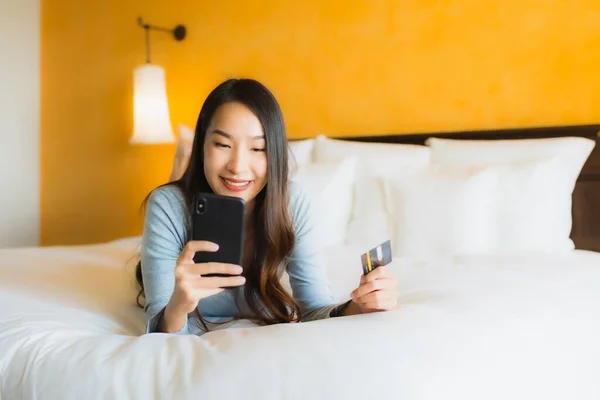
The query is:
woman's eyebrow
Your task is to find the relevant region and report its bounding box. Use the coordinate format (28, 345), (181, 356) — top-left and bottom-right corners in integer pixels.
(212, 129), (265, 140)
(212, 129), (231, 139)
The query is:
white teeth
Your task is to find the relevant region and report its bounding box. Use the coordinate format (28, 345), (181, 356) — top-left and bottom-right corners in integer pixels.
(224, 179), (250, 187)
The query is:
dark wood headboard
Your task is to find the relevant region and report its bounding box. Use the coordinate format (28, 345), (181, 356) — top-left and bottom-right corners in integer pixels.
(334, 124), (600, 253)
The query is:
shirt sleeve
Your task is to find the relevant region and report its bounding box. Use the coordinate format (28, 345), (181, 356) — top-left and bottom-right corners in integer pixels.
(140, 186), (194, 334)
(286, 182), (344, 322)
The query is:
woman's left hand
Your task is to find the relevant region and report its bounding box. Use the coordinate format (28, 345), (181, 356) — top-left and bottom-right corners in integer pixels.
(349, 266), (398, 313)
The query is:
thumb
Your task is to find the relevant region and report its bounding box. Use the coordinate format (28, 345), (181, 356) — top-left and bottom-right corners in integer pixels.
(359, 274), (367, 285)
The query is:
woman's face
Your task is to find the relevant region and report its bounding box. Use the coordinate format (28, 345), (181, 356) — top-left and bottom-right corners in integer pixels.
(203, 101), (268, 209)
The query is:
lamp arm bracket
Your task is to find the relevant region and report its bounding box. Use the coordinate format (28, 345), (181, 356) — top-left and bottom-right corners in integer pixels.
(137, 17), (186, 63)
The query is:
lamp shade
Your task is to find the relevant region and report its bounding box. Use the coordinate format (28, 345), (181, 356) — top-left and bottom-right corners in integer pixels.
(130, 64), (175, 144)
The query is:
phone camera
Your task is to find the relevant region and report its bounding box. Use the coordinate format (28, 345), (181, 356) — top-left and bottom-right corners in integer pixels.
(197, 198), (207, 214)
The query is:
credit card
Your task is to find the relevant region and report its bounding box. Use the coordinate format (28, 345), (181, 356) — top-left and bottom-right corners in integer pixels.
(361, 240), (392, 275)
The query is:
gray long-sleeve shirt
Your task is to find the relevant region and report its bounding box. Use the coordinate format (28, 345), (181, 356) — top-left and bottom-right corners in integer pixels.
(140, 181), (345, 336)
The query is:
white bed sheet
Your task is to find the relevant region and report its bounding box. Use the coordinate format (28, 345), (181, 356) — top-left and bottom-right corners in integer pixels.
(1, 238), (599, 400)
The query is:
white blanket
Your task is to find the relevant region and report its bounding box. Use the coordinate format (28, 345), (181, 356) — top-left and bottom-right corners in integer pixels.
(1, 238), (599, 400)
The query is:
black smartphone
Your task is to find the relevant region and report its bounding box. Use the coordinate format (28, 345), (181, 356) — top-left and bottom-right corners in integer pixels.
(192, 193), (246, 277)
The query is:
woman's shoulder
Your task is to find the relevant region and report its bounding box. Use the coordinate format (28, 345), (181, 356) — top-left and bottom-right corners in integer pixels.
(145, 184), (187, 223)
(141, 184), (188, 257)
(288, 178), (307, 206)
(287, 180), (313, 230)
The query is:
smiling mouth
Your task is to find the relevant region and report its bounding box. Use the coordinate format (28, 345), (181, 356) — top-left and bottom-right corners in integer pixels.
(220, 177), (252, 191)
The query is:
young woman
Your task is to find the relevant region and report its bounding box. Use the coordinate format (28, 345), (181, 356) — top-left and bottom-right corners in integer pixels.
(135, 78), (398, 335)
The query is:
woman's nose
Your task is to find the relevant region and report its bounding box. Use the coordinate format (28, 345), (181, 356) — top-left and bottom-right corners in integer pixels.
(227, 148), (249, 175)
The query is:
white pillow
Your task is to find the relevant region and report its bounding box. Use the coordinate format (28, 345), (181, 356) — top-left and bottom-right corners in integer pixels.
(386, 164), (499, 258)
(426, 136), (594, 184)
(426, 136), (596, 252)
(313, 135), (430, 174)
(288, 139), (314, 167)
(480, 157), (574, 253)
(291, 156), (357, 250)
(386, 157), (579, 256)
(312, 135), (430, 248)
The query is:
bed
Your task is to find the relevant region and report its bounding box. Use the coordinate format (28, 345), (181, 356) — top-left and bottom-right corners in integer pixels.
(1, 125), (599, 400)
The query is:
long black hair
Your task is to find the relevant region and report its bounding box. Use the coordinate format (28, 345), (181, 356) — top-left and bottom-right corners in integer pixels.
(134, 78), (300, 331)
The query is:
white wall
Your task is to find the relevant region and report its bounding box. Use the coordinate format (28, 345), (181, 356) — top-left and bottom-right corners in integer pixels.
(0, 0), (40, 248)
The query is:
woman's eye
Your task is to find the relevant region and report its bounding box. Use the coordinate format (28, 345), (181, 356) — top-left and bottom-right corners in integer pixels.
(214, 142), (230, 148)
(252, 148), (265, 152)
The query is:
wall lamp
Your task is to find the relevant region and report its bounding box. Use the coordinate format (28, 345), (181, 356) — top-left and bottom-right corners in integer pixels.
(130, 17), (186, 145)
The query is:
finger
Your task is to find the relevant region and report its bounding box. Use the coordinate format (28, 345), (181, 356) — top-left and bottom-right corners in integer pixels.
(185, 275), (245, 290)
(180, 241), (219, 261)
(354, 292), (395, 308)
(361, 299), (398, 311)
(175, 284), (224, 304)
(351, 277), (396, 300)
(352, 276), (397, 299)
(189, 287), (224, 298)
(363, 266), (390, 283)
(199, 275), (246, 288)
(185, 262), (243, 276)
(353, 289), (396, 306)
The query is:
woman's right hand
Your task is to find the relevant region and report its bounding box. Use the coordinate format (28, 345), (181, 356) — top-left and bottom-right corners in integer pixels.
(168, 240), (245, 315)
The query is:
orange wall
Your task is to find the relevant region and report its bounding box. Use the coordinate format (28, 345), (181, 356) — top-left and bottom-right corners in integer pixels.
(41, 0), (600, 245)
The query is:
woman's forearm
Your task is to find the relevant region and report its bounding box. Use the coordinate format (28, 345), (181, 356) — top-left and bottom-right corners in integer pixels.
(158, 301), (189, 333)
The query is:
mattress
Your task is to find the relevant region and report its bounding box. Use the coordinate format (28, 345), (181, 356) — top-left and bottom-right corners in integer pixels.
(1, 237), (599, 400)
